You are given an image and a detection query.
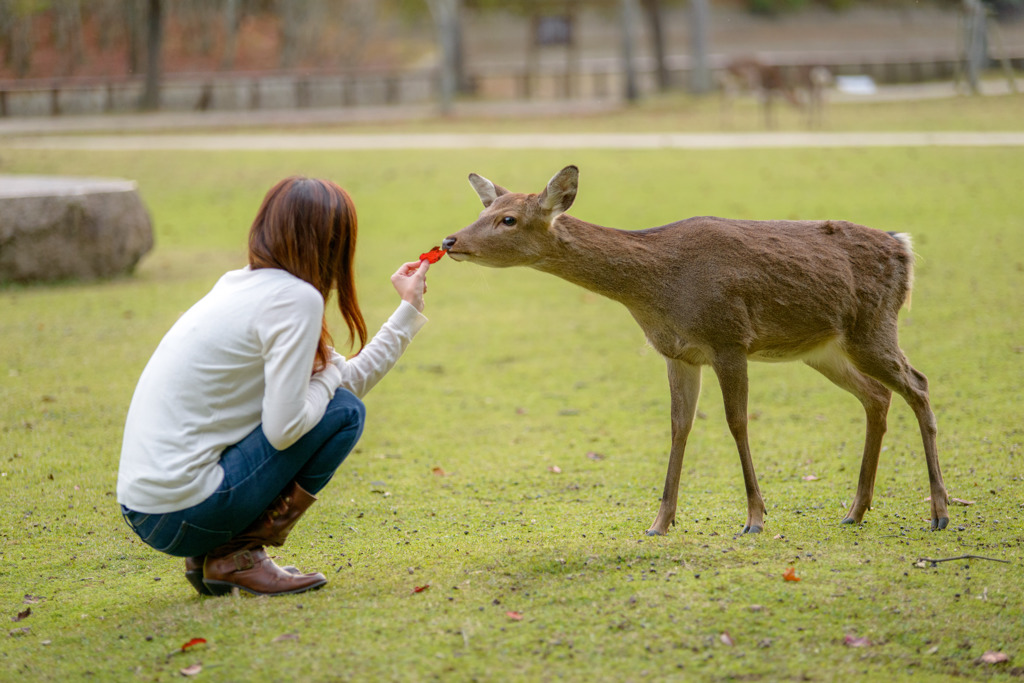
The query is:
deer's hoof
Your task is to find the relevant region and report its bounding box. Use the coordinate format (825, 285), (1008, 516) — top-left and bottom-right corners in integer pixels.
(645, 528), (666, 537)
(742, 525), (762, 534)
(840, 516), (857, 525)
(931, 517), (949, 531)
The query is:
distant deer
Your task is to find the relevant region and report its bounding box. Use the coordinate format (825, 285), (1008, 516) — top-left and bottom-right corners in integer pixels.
(719, 57), (832, 129)
(442, 166), (949, 535)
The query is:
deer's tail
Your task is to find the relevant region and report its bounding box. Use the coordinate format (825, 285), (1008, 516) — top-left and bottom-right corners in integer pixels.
(888, 231), (915, 310)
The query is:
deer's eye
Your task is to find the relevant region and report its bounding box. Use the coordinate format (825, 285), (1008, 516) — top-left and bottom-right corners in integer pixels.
(501, 216), (517, 226)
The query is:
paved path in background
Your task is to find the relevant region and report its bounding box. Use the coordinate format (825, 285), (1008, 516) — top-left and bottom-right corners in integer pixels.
(5, 130), (1024, 151)
(0, 82), (1019, 151)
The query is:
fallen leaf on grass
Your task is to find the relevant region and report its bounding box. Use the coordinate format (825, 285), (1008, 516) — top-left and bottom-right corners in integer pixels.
(12, 608), (30, 622)
(180, 663), (203, 676)
(506, 611), (523, 621)
(801, 474), (819, 482)
(548, 465), (562, 474)
(180, 638), (206, 652)
(979, 651), (1010, 664)
(843, 634), (871, 648)
(431, 466), (447, 476)
(922, 496), (974, 505)
(720, 632), (735, 646)
(272, 633), (299, 643)
(413, 585), (430, 593)
(782, 567), (801, 582)
(585, 451), (605, 461)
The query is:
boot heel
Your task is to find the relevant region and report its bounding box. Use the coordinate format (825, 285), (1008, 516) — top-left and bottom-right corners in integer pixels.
(201, 579), (238, 596)
(185, 569), (214, 596)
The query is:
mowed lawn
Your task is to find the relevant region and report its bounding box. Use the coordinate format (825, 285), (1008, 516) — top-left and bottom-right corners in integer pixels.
(1, 129), (1022, 680)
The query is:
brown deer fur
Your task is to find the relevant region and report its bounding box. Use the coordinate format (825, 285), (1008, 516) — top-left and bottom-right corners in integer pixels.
(442, 165), (949, 535)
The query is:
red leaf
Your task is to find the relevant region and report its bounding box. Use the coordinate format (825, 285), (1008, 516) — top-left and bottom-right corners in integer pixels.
(782, 567), (801, 582)
(413, 584), (430, 593)
(506, 611), (523, 621)
(181, 637), (206, 651)
(419, 246), (447, 264)
(431, 466), (447, 477)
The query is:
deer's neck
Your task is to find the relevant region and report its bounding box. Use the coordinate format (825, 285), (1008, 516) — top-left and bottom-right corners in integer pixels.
(533, 215), (664, 306)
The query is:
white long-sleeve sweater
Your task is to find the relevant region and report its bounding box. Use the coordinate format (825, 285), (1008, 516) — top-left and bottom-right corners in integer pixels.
(117, 266), (427, 514)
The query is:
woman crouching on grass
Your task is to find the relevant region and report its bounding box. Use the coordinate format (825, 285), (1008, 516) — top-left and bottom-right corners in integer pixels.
(117, 176), (429, 596)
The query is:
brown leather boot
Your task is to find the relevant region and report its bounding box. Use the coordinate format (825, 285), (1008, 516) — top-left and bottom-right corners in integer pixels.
(257, 481), (318, 547)
(203, 548), (326, 596)
(201, 482), (327, 596)
(185, 555), (302, 596)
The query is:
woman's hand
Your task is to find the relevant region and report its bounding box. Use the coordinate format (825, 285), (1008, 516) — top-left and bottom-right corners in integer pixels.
(391, 260), (429, 312)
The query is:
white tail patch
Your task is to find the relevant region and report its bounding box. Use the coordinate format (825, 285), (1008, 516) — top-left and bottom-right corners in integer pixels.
(889, 232), (915, 310)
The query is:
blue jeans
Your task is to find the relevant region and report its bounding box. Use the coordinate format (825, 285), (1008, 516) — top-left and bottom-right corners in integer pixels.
(121, 390), (365, 557)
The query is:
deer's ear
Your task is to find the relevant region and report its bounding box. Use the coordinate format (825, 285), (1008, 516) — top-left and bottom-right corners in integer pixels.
(468, 173), (508, 208)
(539, 165), (578, 217)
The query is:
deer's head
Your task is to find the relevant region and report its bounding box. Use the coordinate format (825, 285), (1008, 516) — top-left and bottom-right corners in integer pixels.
(442, 165), (578, 268)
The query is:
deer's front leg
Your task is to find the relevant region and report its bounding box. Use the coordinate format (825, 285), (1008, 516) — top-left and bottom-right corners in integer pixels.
(712, 347), (766, 534)
(647, 359), (702, 536)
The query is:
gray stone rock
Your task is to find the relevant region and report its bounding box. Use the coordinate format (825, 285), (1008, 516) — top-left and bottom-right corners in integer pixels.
(0, 175), (154, 283)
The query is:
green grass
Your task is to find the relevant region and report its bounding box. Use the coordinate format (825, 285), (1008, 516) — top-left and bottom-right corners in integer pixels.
(1, 98), (1023, 681)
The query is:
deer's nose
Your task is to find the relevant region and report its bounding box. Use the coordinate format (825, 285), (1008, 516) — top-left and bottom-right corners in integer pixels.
(441, 237), (457, 251)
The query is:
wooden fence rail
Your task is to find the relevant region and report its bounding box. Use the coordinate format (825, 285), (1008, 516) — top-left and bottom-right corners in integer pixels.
(1, 49), (1020, 117)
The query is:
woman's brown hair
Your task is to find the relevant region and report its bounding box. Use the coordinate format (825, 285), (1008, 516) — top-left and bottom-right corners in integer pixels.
(248, 177), (368, 372)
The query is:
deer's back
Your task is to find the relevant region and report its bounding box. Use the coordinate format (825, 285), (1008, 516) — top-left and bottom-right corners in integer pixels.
(630, 216), (913, 361)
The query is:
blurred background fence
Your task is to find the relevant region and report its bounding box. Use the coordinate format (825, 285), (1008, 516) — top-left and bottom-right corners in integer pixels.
(0, 0), (1021, 117)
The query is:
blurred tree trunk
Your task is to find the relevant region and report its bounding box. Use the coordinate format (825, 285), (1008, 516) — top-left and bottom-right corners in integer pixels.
(221, 0), (241, 69)
(962, 0), (988, 94)
(125, 0), (143, 74)
(140, 0), (163, 110)
(279, 0), (305, 69)
(54, 0), (85, 77)
(620, 0), (639, 101)
(427, 0), (459, 114)
(452, 0), (469, 94)
(688, 0), (711, 94)
(2, 2), (35, 77)
(641, 0), (669, 92)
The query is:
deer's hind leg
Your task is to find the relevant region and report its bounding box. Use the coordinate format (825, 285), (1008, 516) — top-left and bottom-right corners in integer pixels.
(647, 359), (702, 536)
(804, 346), (892, 525)
(845, 330), (949, 530)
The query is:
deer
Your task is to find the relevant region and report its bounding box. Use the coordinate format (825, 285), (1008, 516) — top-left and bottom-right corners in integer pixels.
(441, 165), (950, 536)
(718, 56), (832, 129)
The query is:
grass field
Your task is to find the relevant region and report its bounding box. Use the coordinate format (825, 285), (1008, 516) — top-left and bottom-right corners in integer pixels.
(1, 94), (1023, 681)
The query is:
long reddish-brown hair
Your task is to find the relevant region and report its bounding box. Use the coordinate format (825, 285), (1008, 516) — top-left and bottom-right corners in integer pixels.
(248, 176), (367, 372)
